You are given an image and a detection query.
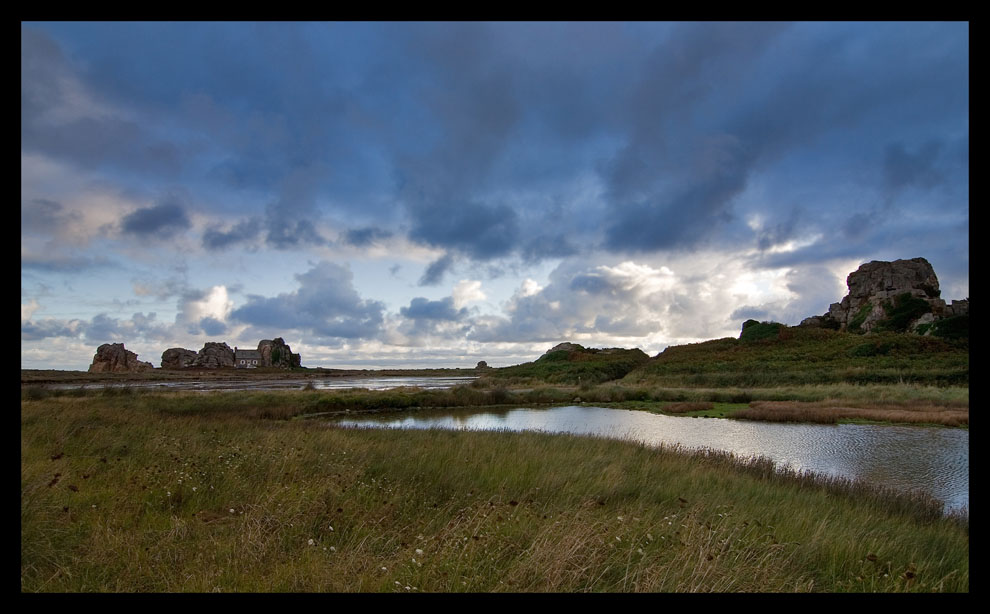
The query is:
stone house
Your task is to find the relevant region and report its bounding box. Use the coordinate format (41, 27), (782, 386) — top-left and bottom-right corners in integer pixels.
(234, 347), (262, 369)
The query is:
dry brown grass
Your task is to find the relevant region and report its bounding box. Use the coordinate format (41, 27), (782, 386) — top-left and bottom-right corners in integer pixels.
(738, 401), (968, 427)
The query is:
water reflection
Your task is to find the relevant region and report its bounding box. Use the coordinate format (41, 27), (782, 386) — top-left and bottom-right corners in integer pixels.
(44, 375), (477, 392)
(334, 405), (968, 513)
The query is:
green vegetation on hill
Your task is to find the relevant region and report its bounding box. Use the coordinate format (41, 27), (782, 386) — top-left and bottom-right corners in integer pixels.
(623, 325), (968, 388)
(490, 345), (649, 385)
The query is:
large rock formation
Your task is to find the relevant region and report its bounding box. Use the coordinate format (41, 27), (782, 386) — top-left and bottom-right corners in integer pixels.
(161, 348), (198, 369)
(799, 257), (968, 334)
(88, 343), (154, 373)
(257, 337), (300, 369)
(192, 342), (235, 368)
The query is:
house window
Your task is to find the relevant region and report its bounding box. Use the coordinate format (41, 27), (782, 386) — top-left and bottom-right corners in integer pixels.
(252, 360), (257, 365)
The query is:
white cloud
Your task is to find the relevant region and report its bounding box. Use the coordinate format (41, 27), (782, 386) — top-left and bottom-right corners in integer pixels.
(452, 280), (486, 309)
(178, 285), (233, 325)
(21, 299), (41, 323)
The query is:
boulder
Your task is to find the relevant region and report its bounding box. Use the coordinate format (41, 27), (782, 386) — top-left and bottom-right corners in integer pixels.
(475, 360), (490, 370)
(192, 342), (235, 368)
(88, 343), (154, 373)
(161, 348), (198, 369)
(257, 337), (300, 368)
(799, 257), (967, 335)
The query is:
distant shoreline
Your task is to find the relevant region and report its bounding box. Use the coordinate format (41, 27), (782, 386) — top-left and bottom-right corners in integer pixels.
(20, 367), (482, 385)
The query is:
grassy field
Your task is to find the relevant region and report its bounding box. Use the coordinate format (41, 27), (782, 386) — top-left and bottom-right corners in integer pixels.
(22, 392), (967, 592)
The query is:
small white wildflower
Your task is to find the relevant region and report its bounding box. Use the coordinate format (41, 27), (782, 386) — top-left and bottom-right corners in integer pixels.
(617, 516), (623, 521)
(229, 508), (235, 514)
(330, 546), (336, 552)
(395, 581), (401, 586)
(415, 548), (424, 556)
(192, 487), (197, 492)
(647, 533), (653, 541)
(637, 548), (644, 555)
(91, 504), (96, 508)
(615, 536), (621, 542)
(328, 525), (333, 531)
(308, 538), (315, 546)
(167, 491), (171, 497)
(381, 566), (387, 572)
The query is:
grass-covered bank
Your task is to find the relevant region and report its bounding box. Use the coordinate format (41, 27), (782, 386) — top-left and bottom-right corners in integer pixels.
(21, 380), (969, 428)
(623, 326), (968, 388)
(22, 395), (967, 592)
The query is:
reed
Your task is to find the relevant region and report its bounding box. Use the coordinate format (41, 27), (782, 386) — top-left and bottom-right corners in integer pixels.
(21, 394), (968, 592)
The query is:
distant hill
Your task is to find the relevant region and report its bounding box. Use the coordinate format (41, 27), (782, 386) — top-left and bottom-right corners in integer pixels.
(490, 343), (649, 384)
(622, 324), (968, 388)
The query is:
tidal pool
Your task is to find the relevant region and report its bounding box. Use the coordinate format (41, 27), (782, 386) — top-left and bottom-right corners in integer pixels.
(334, 405), (969, 514)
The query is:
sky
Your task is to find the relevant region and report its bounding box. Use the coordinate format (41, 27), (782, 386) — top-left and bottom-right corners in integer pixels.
(21, 21), (969, 370)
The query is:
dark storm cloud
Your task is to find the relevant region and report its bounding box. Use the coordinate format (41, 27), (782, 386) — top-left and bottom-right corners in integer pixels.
(264, 218), (326, 250)
(399, 297), (466, 322)
(600, 22), (968, 255)
(198, 317), (227, 336)
(202, 217), (263, 250)
(21, 318), (82, 341)
(231, 261), (385, 340)
(343, 227), (393, 247)
(729, 306), (772, 322)
(120, 199), (191, 237)
(884, 141), (945, 192)
(418, 254), (454, 287)
(21, 21), (968, 282)
(21, 27), (182, 177)
(21, 199), (81, 234)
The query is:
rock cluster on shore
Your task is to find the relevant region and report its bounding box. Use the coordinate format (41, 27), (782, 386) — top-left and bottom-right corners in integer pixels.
(87, 343), (154, 373)
(159, 338), (300, 369)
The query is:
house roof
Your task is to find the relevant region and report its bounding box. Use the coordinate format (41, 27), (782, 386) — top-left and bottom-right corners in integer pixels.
(236, 349), (262, 360)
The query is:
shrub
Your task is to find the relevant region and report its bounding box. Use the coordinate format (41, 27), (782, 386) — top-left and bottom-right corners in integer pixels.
(875, 293), (932, 333)
(931, 315), (969, 341)
(739, 321), (784, 343)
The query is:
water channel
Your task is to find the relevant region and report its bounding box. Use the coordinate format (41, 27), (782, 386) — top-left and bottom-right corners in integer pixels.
(333, 404), (969, 514)
(43, 375), (478, 392)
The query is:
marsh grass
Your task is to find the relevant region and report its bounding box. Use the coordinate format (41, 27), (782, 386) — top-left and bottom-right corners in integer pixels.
(21, 394), (968, 592)
(738, 401), (968, 427)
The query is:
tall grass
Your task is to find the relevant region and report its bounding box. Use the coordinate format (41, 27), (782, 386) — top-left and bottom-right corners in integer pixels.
(22, 394), (968, 592)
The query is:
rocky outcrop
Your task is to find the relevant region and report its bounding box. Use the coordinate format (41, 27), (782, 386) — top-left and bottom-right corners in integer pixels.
(192, 342), (235, 368)
(799, 257), (967, 334)
(88, 343), (154, 373)
(257, 337), (300, 368)
(161, 348), (198, 369)
(544, 342), (583, 355)
(475, 360), (490, 370)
